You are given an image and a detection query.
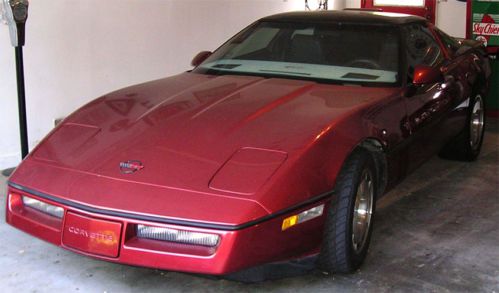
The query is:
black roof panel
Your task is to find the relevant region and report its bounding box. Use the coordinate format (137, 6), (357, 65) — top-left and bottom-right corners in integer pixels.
(260, 10), (426, 25)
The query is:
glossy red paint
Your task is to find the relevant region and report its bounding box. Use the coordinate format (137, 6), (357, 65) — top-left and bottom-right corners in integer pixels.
(412, 65), (444, 85)
(5, 11), (490, 275)
(7, 191), (62, 244)
(6, 187), (328, 274)
(62, 212), (122, 258)
(209, 148), (288, 195)
(12, 74), (399, 223)
(6, 73), (401, 274)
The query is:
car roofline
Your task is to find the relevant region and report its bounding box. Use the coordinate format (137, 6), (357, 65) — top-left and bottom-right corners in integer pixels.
(260, 10), (426, 26)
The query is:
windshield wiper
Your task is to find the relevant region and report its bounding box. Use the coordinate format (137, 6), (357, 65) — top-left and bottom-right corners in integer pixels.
(259, 69), (311, 76)
(341, 73), (379, 80)
(212, 64), (241, 69)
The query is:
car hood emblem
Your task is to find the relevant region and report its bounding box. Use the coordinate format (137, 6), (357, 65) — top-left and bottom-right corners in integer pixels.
(119, 160), (144, 174)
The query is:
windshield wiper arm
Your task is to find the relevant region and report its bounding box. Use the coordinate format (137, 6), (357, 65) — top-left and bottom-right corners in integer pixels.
(259, 69), (311, 76)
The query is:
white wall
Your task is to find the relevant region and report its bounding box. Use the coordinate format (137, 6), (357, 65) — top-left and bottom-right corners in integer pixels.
(0, 0), (305, 169)
(345, 0), (361, 9)
(436, 0), (467, 38)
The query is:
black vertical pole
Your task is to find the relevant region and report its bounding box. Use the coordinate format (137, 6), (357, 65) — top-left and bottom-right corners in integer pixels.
(15, 46), (28, 158)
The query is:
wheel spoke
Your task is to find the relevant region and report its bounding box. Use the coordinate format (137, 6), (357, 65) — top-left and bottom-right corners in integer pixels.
(352, 169), (374, 254)
(470, 96), (484, 150)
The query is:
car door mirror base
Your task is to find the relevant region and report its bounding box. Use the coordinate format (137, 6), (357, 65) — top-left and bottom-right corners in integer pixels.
(404, 84), (419, 98)
(412, 65), (444, 85)
(191, 51), (212, 67)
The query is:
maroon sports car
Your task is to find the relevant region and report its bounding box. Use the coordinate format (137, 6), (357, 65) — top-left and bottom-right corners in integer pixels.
(6, 11), (490, 276)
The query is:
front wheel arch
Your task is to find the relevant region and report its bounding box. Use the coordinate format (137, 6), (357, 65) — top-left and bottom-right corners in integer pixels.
(357, 138), (388, 198)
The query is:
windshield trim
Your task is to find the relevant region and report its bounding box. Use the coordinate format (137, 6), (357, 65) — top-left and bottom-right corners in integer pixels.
(197, 69), (401, 88)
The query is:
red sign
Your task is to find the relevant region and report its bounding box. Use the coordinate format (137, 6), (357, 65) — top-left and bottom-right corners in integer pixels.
(473, 22), (499, 36)
(62, 212), (122, 258)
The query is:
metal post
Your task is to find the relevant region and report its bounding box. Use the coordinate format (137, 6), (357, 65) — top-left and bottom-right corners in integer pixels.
(15, 45), (28, 158)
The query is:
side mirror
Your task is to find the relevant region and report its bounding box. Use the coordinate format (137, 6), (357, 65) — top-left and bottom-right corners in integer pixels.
(412, 65), (443, 85)
(191, 51), (212, 67)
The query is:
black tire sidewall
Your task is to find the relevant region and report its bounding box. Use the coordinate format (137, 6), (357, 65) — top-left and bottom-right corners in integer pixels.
(347, 152), (377, 268)
(319, 149), (378, 273)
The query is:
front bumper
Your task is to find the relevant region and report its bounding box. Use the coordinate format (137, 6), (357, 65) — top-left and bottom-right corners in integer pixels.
(5, 184), (327, 275)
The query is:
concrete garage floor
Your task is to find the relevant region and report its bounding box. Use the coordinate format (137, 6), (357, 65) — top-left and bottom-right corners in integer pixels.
(1, 120), (498, 293)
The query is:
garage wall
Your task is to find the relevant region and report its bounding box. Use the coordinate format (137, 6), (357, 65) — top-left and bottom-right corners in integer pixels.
(345, 0), (361, 9)
(344, 0), (467, 37)
(436, 0), (467, 38)
(0, 0), (305, 169)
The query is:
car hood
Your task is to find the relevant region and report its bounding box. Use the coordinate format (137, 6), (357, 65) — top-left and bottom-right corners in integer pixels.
(11, 73), (398, 225)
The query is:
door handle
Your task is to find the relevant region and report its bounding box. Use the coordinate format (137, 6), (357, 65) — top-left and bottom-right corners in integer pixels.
(439, 75), (455, 90)
(444, 75), (455, 83)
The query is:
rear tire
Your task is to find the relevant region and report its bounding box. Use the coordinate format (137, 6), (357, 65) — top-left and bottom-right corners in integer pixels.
(440, 94), (485, 161)
(318, 149), (377, 273)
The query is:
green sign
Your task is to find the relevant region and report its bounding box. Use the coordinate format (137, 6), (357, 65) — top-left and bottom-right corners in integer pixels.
(472, 0), (499, 47)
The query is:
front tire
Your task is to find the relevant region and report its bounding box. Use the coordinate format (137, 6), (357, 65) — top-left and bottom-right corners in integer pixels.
(318, 150), (377, 274)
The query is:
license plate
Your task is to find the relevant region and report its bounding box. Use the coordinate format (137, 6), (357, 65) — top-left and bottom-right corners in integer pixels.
(62, 212), (122, 258)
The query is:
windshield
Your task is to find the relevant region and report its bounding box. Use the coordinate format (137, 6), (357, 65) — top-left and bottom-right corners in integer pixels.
(193, 21), (401, 86)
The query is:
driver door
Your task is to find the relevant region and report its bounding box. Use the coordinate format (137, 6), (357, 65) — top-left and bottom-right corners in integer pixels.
(403, 23), (460, 172)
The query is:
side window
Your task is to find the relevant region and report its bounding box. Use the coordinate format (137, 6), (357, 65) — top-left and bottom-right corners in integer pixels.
(434, 28), (461, 55)
(404, 24), (444, 73)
